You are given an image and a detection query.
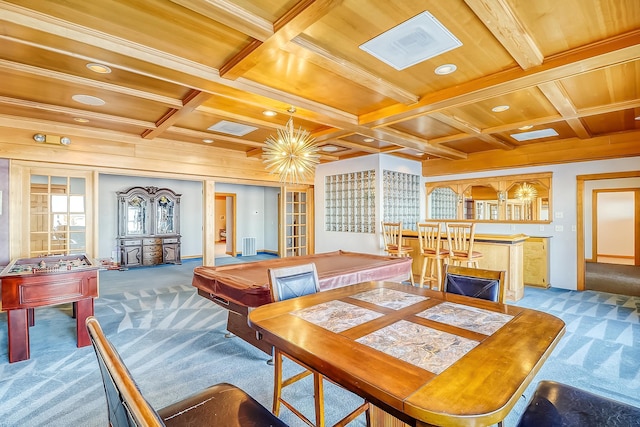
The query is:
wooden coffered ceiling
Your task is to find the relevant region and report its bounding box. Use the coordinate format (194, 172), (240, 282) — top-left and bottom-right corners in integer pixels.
(0, 0), (639, 176)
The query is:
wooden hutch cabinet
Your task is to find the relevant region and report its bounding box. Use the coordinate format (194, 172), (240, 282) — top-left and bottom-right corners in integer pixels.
(116, 186), (181, 268)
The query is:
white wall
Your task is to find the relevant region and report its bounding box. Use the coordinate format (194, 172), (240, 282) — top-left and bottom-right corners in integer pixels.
(314, 154), (423, 255)
(596, 192), (634, 258)
(215, 183), (279, 253)
(98, 174), (203, 259)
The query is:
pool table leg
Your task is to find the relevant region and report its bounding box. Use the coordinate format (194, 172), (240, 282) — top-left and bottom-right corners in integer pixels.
(75, 298), (94, 348)
(7, 308), (30, 363)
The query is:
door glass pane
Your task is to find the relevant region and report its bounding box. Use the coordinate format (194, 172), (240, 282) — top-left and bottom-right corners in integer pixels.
(70, 177), (85, 193)
(52, 195), (67, 212)
(70, 195), (85, 212)
(51, 176), (67, 186)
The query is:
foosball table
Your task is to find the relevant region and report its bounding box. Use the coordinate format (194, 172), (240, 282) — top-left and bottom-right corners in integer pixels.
(0, 254), (100, 363)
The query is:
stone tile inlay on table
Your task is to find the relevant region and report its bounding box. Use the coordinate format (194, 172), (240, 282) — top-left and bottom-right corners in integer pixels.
(417, 302), (514, 335)
(292, 300), (383, 333)
(350, 288), (429, 310)
(356, 320), (478, 374)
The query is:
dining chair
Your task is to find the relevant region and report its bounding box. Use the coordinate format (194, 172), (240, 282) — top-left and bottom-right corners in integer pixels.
(443, 264), (506, 304)
(516, 380), (640, 427)
(268, 263), (369, 427)
(85, 316), (288, 427)
(416, 222), (448, 290)
(381, 221), (414, 285)
(445, 222), (483, 268)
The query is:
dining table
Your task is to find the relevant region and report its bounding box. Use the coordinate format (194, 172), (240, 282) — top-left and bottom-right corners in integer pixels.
(248, 281), (565, 427)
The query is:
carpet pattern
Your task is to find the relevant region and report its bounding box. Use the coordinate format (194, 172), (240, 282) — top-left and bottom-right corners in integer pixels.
(0, 284), (364, 427)
(0, 282), (638, 426)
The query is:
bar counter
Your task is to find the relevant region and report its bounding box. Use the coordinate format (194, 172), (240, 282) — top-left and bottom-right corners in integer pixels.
(402, 231), (528, 301)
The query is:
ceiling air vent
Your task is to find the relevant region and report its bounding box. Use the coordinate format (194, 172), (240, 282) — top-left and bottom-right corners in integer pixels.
(359, 11), (462, 71)
(510, 128), (559, 142)
(207, 120), (257, 136)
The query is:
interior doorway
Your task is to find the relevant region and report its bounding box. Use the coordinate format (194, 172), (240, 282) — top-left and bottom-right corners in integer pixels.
(215, 192), (236, 257)
(577, 171), (640, 296)
(593, 189), (636, 265)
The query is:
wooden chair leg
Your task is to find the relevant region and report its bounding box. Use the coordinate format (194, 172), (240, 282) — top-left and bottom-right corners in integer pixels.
(420, 257), (428, 288)
(313, 372), (325, 427)
(273, 349), (283, 415)
(434, 259), (443, 291)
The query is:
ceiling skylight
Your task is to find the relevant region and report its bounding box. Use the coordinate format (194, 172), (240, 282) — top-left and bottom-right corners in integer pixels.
(511, 128), (559, 142)
(207, 120), (257, 136)
(359, 11), (462, 71)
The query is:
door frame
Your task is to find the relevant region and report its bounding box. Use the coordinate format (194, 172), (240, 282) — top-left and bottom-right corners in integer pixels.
(576, 171), (640, 290)
(215, 192), (236, 257)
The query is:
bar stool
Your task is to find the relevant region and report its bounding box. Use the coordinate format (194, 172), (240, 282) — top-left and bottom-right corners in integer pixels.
(416, 222), (448, 290)
(381, 221), (414, 285)
(445, 222), (483, 268)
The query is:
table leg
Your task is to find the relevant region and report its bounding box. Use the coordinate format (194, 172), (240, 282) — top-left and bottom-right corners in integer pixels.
(75, 298), (94, 347)
(28, 308), (35, 327)
(7, 309), (30, 363)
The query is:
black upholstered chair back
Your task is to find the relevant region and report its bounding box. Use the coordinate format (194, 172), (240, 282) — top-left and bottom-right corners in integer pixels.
(443, 265), (506, 304)
(86, 316), (165, 427)
(268, 263), (320, 302)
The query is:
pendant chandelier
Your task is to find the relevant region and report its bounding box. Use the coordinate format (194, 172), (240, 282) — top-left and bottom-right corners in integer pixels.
(262, 108), (320, 184)
(515, 182), (537, 202)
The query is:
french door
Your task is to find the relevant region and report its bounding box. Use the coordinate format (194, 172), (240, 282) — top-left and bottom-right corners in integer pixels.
(281, 187), (314, 257)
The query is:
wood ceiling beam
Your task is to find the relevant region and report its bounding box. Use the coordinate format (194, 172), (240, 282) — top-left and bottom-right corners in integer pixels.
(0, 59), (183, 107)
(428, 112), (515, 150)
(0, 96), (155, 128)
(0, 2), (355, 127)
(537, 81), (591, 139)
(422, 129), (640, 176)
(169, 0), (273, 41)
(285, 36), (419, 105)
(142, 90), (211, 139)
(364, 127), (467, 160)
(167, 126), (264, 147)
(219, 0), (343, 80)
(464, 0), (544, 69)
(361, 30), (640, 127)
(172, 1), (418, 105)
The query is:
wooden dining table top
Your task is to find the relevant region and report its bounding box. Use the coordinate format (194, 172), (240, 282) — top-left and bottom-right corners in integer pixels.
(248, 281), (565, 427)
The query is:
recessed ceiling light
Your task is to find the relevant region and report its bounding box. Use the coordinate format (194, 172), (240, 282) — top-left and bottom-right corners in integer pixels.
(203, 138), (214, 143)
(434, 63), (457, 75)
(262, 110), (277, 117)
(73, 117), (90, 123)
(363, 137), (375, 143)
(518, 125), (533, 130)
(321, 145), (339, 152)
(510, 128), (559, 142)
(72, 94), (105, 106)
(86, 63), (112, 74)
(492, 105), (510, 112)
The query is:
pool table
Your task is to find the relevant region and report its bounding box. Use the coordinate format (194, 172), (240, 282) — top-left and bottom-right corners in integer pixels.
(192, 250), (412, 353)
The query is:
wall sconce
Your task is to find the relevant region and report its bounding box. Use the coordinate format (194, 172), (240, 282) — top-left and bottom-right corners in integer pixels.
(33, 134), (71, 146)
(498, 191), (506, 203)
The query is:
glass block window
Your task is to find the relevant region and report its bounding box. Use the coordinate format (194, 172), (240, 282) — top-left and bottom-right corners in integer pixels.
(382, 170), (420, 231)
(325, 170), (375, 233)
(429, 187), (458, 219)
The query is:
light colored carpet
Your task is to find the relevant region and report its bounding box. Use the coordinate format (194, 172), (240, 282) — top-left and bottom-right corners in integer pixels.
(0, 260), (638, 426)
